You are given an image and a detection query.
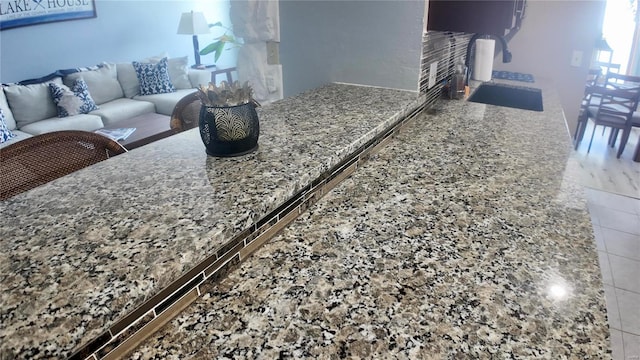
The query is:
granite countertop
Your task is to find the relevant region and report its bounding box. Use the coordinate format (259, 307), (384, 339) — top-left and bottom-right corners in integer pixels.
(0, 84), (421, 358)
(132, 79), (611, 358)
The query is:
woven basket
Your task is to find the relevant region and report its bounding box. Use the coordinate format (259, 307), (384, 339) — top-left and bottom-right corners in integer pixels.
(198, 102), (259, 157)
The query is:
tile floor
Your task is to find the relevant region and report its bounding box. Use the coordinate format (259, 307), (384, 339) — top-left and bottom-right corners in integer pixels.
(586, 188), (640, 360)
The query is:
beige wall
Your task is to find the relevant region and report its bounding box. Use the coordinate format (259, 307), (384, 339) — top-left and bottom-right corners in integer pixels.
(493, 0), (606, 135)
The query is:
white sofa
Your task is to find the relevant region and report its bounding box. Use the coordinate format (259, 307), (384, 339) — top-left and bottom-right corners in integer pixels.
(0, 56), (210, 149)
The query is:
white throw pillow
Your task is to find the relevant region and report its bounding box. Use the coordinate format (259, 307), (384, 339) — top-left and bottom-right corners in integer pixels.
(4, 78), (63, 128)
(165, 56), (192, 90)
(142, 52), (170, 63)
(64, 63), (124, 105)
(117, 62), (140, 98)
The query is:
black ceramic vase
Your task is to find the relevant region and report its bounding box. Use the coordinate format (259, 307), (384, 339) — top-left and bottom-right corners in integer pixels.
(198, 102), (260, 157)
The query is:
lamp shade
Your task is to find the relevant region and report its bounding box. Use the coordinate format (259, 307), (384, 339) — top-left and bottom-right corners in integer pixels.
(177, 11), (210, 35)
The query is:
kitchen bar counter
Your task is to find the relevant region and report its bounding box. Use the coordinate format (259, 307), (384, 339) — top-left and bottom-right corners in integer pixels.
(0, 84), (422, 358)
(132, 81), (611, 358)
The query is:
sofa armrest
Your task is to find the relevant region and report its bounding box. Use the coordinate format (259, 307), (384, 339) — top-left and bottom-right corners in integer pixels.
(188, 69), (211, 89)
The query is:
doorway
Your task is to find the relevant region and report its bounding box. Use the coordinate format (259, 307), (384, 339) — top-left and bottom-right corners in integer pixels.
(601, 0), (636, 75)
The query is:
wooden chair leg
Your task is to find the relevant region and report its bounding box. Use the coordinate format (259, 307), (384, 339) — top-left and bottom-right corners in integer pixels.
(616, 128), (631, 158)
(587, 125), (597, 153)
(608, 128), (617, 147)
(574, 111), (588, 150)
(574, 121), (583, 149)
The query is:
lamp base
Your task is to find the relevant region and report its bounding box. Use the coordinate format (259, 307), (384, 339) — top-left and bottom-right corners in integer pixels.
(191, 64), (216, 69)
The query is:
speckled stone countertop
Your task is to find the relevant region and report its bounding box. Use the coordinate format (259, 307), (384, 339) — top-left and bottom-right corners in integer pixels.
(132, 80), (611, 358)
(0, 84), (421, 358)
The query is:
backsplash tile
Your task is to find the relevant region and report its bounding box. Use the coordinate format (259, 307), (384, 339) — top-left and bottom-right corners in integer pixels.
(419, 31), (472, 105)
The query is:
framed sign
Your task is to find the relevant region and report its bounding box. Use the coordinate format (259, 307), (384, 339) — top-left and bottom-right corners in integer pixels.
(0, 0), (96, 30)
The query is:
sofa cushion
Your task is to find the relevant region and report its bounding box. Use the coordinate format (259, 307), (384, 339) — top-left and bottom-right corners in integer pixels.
(19, 114), (104, 135)
(89, 98), (155, 126)
(0, 129), (32, 149)
(188, 69), (211, 89)
(133, 57), (175, 96)
(0, 86), (17, 130)
(49, 79), (99, 117)
(164, 56), (192, 90)
(116, 62), (141, 98)
(64, 63), (124, 105)
(0, 108), (17, 143)
(3, 78), (63, 128)
(134, 88), (196, 116)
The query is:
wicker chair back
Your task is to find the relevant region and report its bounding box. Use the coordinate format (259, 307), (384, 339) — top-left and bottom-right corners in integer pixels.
(170, 92), (201, 133)
(0, 130), (126, 200)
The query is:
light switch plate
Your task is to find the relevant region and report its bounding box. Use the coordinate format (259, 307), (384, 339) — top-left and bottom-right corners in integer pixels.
(428, 62), (438, 89)
(571, 50), (583, 68)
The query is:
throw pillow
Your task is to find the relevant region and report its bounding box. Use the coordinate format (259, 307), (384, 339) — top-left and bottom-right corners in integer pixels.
(3, 78), (63, 128)
(144, 55), (191, 90)
(0, 108), (16, 144)
(49, 79), (99, 118)
(166, 56), (191, 90)
(116, 62), (140, 98)
(0, 86), (17, 130)
(63, 63), (124, 105)
(117, 56), (192, 97)
(142, 52), (170, 63)
(132, 57), (175, 96)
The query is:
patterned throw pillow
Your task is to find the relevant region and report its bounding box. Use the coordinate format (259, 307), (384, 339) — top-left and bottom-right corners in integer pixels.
(132, 57), (175, 95)
(0, 107), (17, 144)
(49, 79), (99, 118)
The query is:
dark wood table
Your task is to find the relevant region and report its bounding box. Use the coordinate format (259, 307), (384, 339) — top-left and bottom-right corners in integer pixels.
(100, 113), (174, 150)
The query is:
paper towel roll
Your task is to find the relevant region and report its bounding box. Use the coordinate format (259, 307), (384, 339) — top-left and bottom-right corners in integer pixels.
(472, 39), (495, 82)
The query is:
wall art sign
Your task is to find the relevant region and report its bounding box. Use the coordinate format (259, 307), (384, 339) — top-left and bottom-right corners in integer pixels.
(0, 0), (96, 30)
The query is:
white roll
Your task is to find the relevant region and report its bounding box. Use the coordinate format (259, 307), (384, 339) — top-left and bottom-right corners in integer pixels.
(472, 39), (495, 82)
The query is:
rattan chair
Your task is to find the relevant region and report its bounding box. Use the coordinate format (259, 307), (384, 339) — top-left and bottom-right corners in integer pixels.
(0, 130), (126, 200)
(170, 91), (201, 133)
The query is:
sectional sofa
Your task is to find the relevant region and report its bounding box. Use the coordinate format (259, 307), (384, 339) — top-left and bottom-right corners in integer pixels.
(0, 55), (210, 149)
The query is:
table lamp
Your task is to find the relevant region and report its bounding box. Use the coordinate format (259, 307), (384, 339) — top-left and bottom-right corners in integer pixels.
(177, 11), (211, 69)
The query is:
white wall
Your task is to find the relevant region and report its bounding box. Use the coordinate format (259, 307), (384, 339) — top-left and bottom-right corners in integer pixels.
(0, 0), (236, 83)
(492, 0), (606, 134)
(279, 0), (424, 97)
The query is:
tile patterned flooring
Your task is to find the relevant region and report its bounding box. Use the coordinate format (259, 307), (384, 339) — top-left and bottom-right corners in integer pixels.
(570, 126), (639, 200)
(586, 189), (640, 360)
(573, 120), (640, 359)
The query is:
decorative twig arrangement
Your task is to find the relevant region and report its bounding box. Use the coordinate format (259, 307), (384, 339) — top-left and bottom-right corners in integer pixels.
(196, 81), (260, 108)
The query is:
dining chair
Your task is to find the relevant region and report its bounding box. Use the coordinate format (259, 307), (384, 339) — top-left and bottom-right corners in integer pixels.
(631, 111), (640, 159)
(604, 72), (640, 89)
(574, 68), (603, 149)
(584, 84), (640, 158)
(576, 72), (640, 152)
(169, 91), (201, 133)
(600, 73), (640, 147)
(0, 130), (126, 200)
